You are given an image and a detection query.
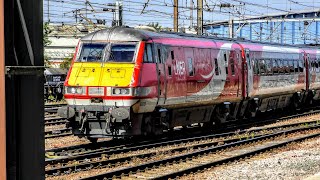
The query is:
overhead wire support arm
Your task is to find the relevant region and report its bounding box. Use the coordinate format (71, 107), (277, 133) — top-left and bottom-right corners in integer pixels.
(141, 0), (150, 14)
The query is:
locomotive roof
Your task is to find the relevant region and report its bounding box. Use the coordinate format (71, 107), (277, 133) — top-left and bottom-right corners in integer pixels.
(81, 27), (180, 42)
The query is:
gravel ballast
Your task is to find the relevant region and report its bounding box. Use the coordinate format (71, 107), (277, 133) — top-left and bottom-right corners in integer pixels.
(184, 136), (320, 180)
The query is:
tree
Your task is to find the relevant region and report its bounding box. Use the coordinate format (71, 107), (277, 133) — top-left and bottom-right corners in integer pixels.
(43, 22), (52, 47)
(147, 22), (163, 31)
(44, 22), (52, 67)
(44, 55), (51, 67)
(60, 56), (73, 69)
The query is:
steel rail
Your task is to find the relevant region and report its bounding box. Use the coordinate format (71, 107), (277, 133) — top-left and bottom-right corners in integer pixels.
(44, 103), (67, 108)
(45, 128), (72, 139)
(45, 120), (67, 126)
(44, 107), (58, 114)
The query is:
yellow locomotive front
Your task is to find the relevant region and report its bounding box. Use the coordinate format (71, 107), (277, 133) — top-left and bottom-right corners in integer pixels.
(58, 28), (149, 140)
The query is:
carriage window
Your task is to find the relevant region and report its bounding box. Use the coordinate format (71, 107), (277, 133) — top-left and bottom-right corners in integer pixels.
(188, 58), (194, 76)
(272, 59), (279, 74)
(289, 60), (295, 73)
(108, 44), (137, 62)
(254, 59), (259, 75)
(278, 59), (284, 74)
(246, 52), (251, 69)
(283, 60), (290, 73)
(230, 58), (235, 75)
(259, 59), (266, 75)
(171, 50), (174, 60)
(294, 60), (299, 73)
(78, 43), (106, 62)
(144, 44), (153, 63)
(224, 52), (228, 75)
(298, 60), (304, 72)
(157, 48), (162, 63)
(266, 59), (272, 75)
(214, 58), (219, 75)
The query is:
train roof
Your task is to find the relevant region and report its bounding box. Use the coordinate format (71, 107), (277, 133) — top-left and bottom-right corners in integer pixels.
(81, 27), (180, 42)
(81, 27), (320, 50)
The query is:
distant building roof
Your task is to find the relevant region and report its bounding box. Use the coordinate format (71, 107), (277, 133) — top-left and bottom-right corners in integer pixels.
(44, 68), (68, 75)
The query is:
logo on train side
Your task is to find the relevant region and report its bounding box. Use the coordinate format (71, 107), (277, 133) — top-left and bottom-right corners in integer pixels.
(174, 60), (186, 75)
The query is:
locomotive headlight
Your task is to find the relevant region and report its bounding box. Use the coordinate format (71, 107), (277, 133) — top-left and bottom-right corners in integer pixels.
(76, 87), (83, 94)
(113, 88), (121, 95)
(70, 87), (76, 94)
(121, 88), (129, 95)
(112, 88), (130, 95)
(66, 86), (86, 95)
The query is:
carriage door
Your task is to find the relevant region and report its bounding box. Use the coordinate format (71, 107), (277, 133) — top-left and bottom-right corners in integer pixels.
(306, 53), (310, 91)
(155, 44), (167, 105)
(245, 49), (253, 98)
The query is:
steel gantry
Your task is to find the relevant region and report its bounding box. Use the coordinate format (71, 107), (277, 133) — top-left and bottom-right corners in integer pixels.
(204, 9), (320, 45)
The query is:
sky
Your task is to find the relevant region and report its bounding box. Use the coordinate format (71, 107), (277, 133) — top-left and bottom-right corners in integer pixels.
(43, 0), (320, 28)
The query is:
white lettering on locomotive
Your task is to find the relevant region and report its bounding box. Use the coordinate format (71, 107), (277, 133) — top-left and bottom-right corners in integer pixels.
(174, 60), (186, 75)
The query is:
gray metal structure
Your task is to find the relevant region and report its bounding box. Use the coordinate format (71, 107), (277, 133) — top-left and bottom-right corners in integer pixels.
(205, 9), (320, 45)
(4, 0), (44, 179)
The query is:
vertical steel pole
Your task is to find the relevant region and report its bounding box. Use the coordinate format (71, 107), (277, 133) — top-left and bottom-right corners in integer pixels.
(229, 19), (234, 38)
(174, 0), (178, 32)
(197, 0), (203, 35)
(190, 0), (193, 29)
(259, 22), (262, 42)
(270, 22), (273, 42)
(281, 21), (284, 44)
(0, 0), (6, 178)
(292, 21), (295, 44)
(249, 23), (252, 40)
(316, 21), (318, 44)
(5, 0), (44, 179)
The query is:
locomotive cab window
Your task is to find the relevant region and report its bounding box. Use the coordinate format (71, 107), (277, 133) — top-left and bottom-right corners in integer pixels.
(78, 43), (107, 62)
(144, 44), (153, 63)
(108, 44), (137, 62)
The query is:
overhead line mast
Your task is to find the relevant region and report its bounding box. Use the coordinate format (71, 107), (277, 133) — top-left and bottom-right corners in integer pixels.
(197, 0), (203, 35)
(174, 0), (178, 32)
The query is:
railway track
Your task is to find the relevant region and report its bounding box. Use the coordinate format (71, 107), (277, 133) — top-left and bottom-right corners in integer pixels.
(45, 108), (320, 157)
(44, 103), (66, 114)
(44, 103), (67, 108)
(45, 120), (320, 178)
(45, 107), (59, 114)
(45, 128), (72, 139)
(45, 117), (67, 126)
(80, 124), (320, 179)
